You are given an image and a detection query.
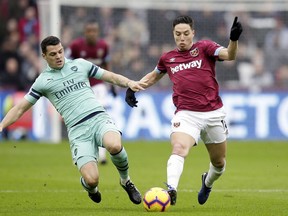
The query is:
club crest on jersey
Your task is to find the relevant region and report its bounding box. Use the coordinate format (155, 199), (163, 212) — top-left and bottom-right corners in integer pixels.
(71, 66), (78, 71)
(173, 122), (180, 128)
(190, 48), (199, 57)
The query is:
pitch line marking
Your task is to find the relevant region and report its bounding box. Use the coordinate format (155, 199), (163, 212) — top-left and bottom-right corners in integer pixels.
(0, 189), (288, 193)
(181, 189), (288, 193)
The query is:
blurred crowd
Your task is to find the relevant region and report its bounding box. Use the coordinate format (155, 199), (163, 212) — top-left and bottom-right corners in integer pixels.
(1, 1), (288, 92)
(0, 0), (40, 92)
(61, 7), (288, 91)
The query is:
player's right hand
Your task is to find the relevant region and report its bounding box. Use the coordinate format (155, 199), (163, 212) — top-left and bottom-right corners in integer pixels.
(125, 88), (138, 107)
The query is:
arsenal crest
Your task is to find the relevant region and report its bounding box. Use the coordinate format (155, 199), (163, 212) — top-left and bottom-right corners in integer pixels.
(190, 48), (199, 57)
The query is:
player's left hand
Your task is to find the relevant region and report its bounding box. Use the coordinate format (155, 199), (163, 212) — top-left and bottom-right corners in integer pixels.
(125, 88), (138, 107)
(230, 16), (243, 41)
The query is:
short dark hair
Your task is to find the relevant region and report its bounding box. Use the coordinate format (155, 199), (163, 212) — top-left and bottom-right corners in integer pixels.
(172, 15), (194, 29)
(41, 36), (61, 54)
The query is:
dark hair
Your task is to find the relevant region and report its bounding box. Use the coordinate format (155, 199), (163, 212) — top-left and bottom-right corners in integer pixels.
(41, 36), (61, 54)
(172, 15), (194, 29)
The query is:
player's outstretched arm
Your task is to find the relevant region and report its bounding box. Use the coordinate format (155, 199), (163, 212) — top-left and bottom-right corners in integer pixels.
(0, 98), (33, 132)
(140, 70), (165, 88)
(219, 17), (243, 61)
(100, 69), (147, 91)
(125, 70), (164, 108)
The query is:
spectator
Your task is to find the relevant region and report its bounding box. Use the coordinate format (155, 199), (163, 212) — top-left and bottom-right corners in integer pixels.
(195, 10), (223, 40)
(0, 57), (24, 91)
(275, 64), (288, 88)
(18, 41), (41, 90)
(0, 36), (21, 73)
(97, 7), (118, 45)
(117, 9), (149, 47)
(8, 0), (37, 20)
(0, 0), (10, 43)
(147, 9), (176, 45)
(66, 7), (89, 38)
(18, 5), (40, 50)
(263, 13), (288, 85)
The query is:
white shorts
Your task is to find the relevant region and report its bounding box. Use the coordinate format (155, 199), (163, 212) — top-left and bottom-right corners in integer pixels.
(171, 107), (228, 144)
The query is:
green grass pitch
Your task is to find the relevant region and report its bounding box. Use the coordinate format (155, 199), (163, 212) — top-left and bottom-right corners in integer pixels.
(0, 139), (287, 216)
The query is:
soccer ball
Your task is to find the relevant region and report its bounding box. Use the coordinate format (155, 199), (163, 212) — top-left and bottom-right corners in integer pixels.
(143, 187), (171, 212)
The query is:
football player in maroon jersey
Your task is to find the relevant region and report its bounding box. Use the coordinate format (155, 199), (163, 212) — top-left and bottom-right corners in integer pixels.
(126, 15), (242, 205)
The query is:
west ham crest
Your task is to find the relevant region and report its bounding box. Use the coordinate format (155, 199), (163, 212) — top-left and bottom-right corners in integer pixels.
(190, 48), (199, 57)
(173, 122), (180, 128)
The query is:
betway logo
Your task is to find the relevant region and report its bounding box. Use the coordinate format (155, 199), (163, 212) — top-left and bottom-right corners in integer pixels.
(170, 60), (202, 74)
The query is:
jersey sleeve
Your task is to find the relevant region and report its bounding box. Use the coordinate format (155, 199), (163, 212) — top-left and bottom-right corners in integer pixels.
(77, 58), (105, 79)
(24, 76), (44, 105)
(155, 54), (167, 74)
(204, 40), (224, 59)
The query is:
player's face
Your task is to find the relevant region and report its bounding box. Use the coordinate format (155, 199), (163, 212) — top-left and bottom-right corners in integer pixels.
(173, 23), (195, 51)
(42, 43), (65, 70)
(84, 23), (99, 45)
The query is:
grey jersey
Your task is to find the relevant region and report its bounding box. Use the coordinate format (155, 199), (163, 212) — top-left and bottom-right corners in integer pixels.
(25, 58), (106, 128)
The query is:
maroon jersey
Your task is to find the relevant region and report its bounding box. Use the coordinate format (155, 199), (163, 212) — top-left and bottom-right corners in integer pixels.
(67, 38), (110, 86)
(156, 40), (224, 112)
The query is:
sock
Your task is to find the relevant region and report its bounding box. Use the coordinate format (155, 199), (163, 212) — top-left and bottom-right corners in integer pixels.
(80, 177), (98, 194)
(205, 161), (226, 188)
(110, 147), (129, 184)
(167, 154), (185, 190)
(98, 147), (107, 161)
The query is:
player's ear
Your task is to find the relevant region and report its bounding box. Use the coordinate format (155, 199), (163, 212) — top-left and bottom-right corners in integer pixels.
(192, 29), (195, 36)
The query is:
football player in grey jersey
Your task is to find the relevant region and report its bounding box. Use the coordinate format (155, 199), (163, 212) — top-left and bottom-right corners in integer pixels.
(0, 36), (147, 205)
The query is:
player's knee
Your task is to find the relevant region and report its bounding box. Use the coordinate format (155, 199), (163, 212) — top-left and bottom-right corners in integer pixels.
(106, 142), (122, 155)
(172, 142), (189, 157)
(103, 131), (122, 154)
(84, 174), (99, 188)
(104, 136), (122, 154)
(212, 159), (226, 170)
(80, 162), (99, 187)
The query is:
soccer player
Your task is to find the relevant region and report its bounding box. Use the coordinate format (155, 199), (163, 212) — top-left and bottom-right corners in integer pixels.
(0, 36), (146, 205)
(125, 15), (243, 205)
(66, 19), (116, 164)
